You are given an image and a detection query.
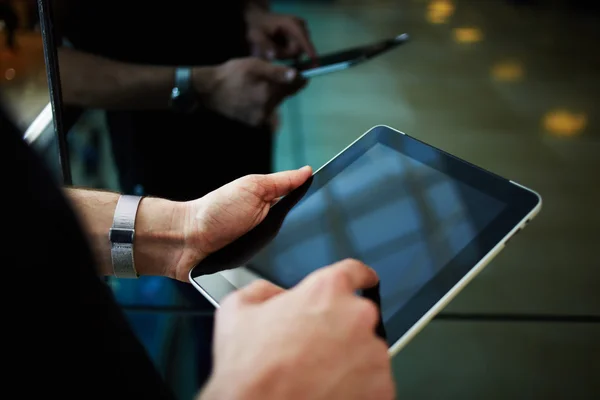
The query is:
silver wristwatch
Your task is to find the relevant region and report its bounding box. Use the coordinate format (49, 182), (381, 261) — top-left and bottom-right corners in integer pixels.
(109, 195), (143, 278)
(170, 66), (199, 113)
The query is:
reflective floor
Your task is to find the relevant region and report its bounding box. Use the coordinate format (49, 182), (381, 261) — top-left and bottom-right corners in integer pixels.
(272, 1), (600, 397)
(275, 0), (600, 316)
(4, 0), (600, 398)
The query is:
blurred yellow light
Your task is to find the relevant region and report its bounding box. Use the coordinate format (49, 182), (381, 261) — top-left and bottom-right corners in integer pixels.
(453, 27), (483, 43)
(4, 68), (16, 81)
(543, 109), (587, 137)
(427, 0), (455, 24)
(491, 61), (524, 82)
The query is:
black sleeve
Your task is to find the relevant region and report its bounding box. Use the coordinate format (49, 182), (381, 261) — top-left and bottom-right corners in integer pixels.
(2, 108), (177, 400)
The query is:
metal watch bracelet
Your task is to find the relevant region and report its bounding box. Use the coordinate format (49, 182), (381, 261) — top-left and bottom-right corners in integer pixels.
(109, 195), (143, 278)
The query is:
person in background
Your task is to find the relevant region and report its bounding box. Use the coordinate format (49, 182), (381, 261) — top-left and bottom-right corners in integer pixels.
(55, 0), (316, 200)
(53, 0), (317, 385)
(3, 105), (395, 400)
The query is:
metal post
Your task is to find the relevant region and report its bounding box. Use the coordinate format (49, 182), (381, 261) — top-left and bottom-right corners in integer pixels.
(37, 0), (71, 185)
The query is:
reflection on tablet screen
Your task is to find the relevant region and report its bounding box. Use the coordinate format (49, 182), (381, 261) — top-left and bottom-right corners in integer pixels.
(248, 143), (506, 324)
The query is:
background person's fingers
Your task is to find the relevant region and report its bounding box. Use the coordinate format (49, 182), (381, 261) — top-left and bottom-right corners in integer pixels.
(278, 18), (317, 58)
(266, 77), (308, 114)
(252, 59), (298, 84)
(286, 75), (308, 94)
(237, 279), (285, 304)
(249, 29), (277, 60)
(277, 39), (301, 60)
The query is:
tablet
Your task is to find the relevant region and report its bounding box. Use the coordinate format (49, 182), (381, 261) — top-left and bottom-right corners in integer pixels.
(190, 126), (542, 356)
(294, 33), (409, 78)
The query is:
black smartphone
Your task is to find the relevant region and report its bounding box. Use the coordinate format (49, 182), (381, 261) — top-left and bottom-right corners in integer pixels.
(293, 33), (409, 78)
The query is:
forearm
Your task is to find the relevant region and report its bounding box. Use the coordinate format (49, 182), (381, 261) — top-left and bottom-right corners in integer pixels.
(58, 47), (215, 110)
(65, 188), (186, 277)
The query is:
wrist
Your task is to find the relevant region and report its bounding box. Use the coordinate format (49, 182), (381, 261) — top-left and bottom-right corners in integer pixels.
(191, 66), (218, 108)
(133, 197), (186, 278)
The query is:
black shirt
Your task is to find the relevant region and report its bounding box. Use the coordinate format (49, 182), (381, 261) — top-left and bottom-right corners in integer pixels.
(3, 108), (175, 399)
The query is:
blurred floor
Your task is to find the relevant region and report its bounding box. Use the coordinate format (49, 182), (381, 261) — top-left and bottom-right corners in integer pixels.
(272, 0), (600, 397)
(6, 0), (600, 398)
(275, 0), (600, 315)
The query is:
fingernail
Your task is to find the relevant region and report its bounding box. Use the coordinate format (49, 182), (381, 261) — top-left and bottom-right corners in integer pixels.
(266, 49), (276, 60)
(285, 69), (297, 82)
(300, 165), (312, 172)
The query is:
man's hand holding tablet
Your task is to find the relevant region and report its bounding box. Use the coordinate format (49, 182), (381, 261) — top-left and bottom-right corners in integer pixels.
(200, 259), (395, 400)
(191, 125), (542, 356)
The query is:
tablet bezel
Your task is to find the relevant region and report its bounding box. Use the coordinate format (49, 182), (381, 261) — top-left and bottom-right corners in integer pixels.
(190, 125), (542, 356)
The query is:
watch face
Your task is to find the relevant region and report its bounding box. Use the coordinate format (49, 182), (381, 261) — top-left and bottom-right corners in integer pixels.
(171, 87), (198, 113)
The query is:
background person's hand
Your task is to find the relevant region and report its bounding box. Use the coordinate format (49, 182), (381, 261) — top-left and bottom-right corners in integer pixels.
(198, 57), (306, 127)
(200, 259), (395, 400)
(169, 166), (312, 281)
(246, 7), (317, 60)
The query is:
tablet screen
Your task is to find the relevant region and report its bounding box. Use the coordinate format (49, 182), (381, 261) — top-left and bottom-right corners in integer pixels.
(247, 141), (507, 340)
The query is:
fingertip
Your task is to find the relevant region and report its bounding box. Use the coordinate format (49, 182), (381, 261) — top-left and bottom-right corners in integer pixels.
(322, 258), (379, 291)
(367, 266), (380, 287)
(297, 165), (312, 183)
(353, 260), (380, 289)
(284, 68), (297, 82)
(299, 165), (312, 174)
